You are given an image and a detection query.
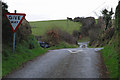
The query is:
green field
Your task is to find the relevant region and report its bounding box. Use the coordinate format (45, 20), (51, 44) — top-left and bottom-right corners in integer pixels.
(30, 20), (81, 36)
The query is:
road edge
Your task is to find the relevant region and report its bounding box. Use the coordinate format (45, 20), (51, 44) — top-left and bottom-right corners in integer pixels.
(97, 51), (109, 78)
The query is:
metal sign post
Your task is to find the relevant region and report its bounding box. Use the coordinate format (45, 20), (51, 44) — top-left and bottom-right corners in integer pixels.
(13, 32), (15, 53)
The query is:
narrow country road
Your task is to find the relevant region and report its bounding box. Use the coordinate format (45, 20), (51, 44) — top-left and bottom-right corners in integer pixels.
(6, 42), (104, 78)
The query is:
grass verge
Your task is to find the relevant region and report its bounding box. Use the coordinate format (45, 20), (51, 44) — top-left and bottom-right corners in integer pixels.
(101, 45), (119, 78)
(2, 42), (47, 77)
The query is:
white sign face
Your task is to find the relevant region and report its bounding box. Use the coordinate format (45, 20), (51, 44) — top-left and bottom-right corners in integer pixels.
(6, 15), (24, 30)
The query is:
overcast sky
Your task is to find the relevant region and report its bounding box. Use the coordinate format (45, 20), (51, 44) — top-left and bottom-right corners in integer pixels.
(3, 0), (118, 21)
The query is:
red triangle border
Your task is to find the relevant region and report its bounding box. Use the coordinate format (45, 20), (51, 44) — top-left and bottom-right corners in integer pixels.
(5, 13), (26, 32)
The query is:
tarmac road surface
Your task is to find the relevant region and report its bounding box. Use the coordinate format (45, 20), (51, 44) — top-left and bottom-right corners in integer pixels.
(6, 42), (104, 78)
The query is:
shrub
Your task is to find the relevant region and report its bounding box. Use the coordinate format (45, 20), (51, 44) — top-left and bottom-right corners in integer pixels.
(72, 30), (80, 40)
(46, 28), (59, 45)
(80, 17), (96, 37)
(43, 27), (77, 46)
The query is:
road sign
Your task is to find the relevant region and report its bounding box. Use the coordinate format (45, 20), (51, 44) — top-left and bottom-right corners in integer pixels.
(5, 12), (26, 53)
(5, 13), (26, 32)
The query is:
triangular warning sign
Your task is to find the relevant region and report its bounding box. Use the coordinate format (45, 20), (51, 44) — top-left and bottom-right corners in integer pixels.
(5, 13), (26, 32)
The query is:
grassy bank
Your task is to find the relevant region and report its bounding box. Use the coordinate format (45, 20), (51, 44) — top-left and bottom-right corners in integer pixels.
(2, 35), (47, 77)
(30, 20), (81, 36)
(2, 47), (47, 77)
(101, 45), (119, 78)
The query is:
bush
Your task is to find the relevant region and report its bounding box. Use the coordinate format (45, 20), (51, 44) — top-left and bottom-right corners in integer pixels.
(79, 17), (96, 37)
(72, 30), (80, 40)
(59, 30), (77, 44)
(43, 27), (77, 46)
(89, 17), (105, 46)
(43, 27), (60, 46)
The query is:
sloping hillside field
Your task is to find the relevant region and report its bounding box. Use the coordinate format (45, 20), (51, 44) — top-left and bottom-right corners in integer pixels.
(30, 20), (81, 36)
